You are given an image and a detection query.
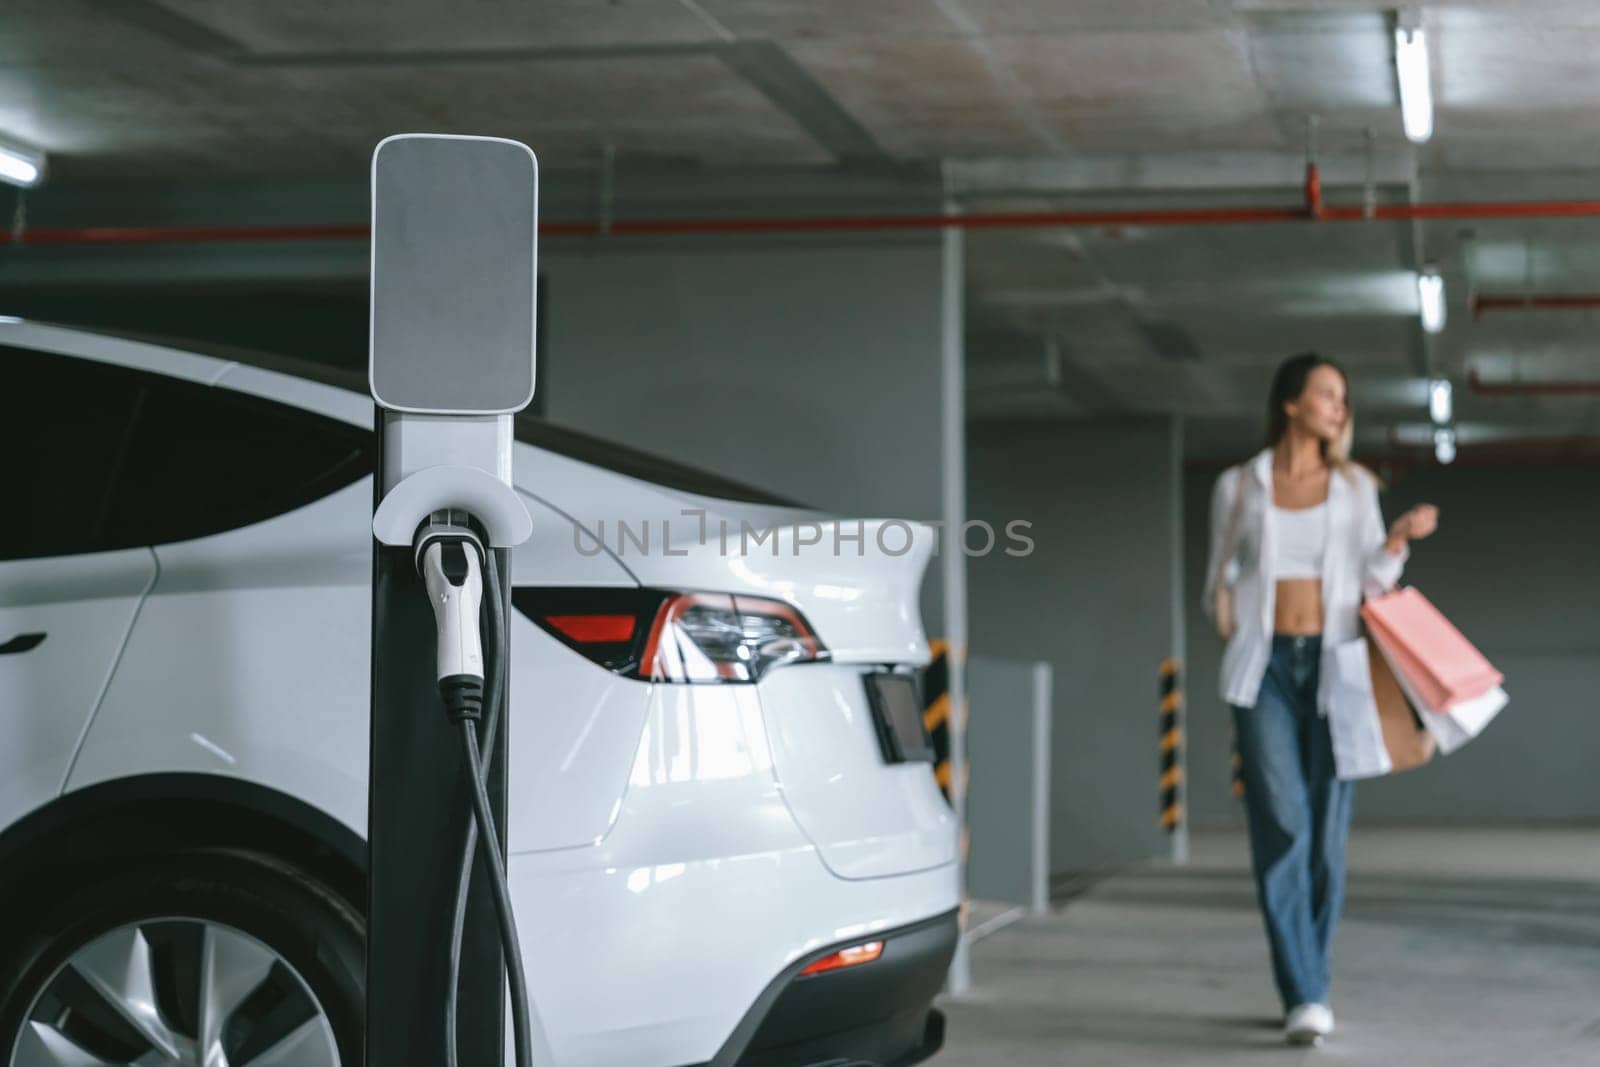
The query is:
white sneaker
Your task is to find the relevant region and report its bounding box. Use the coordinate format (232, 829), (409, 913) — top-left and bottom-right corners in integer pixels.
(1284, 1003), (1334, 1046)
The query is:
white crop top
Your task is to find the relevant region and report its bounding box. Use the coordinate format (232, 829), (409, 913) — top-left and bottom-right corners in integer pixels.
(1272, 502), (1328, 579)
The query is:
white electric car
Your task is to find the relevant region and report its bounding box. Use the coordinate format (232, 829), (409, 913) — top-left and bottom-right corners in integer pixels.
(0, 320), (959, 1067)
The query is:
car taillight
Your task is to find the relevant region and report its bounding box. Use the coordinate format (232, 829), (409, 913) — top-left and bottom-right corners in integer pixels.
(639, 592), (826, 683)
(513, 588), (826, 683)
(545, 613), (637, 644)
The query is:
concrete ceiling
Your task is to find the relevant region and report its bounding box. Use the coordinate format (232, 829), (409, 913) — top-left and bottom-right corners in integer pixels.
(4, 0), (1600, 458)
(9, 0), (1600, 176)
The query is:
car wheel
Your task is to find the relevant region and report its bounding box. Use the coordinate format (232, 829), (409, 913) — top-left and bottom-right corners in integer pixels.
(0, 849), (364, 1067)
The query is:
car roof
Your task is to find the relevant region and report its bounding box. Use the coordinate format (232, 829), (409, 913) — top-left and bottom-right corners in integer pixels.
(15, 321), (802, 508)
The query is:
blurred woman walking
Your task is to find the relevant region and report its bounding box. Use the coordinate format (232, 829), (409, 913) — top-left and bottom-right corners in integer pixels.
(1204, 352), (1438, 1046)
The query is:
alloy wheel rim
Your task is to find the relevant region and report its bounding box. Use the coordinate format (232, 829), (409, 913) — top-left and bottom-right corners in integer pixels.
(10, 918), (340, 1067)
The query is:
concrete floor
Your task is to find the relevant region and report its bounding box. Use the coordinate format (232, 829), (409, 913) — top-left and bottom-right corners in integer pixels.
(935, 828), (1600, 1066)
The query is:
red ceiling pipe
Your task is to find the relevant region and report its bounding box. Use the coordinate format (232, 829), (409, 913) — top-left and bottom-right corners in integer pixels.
(13, 207), (1307, 245)
(1189, 435), (1600, 473)
(1467, 369), (1600, 396)
(1382, 431), (1600, 465)
(19, 195), (1600, 245)
(16, 224), (371, 245)
(1342, 201), (1600, 220)
(1470, 292), (1600, 318)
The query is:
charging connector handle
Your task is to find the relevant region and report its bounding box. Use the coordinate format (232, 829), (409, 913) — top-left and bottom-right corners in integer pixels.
(419, 526), (487, 724)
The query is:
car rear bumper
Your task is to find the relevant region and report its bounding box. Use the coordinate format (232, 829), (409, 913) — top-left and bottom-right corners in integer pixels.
(705, 908), (959, 1067)
(505, 671), (959, 1065)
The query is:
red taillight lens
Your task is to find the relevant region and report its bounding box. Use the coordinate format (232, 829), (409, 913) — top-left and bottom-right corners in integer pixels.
(514, 588), (826, 683)
(799, 940), (884, 977)
(544, 614), (637, 644)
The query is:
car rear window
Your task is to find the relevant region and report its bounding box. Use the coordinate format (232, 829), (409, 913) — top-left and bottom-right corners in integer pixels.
(68, 325), (804, 508)
(1, 343), (371, 557)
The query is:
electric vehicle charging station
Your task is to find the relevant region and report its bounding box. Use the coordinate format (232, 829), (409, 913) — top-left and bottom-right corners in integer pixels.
(367, 133), (538, 1067)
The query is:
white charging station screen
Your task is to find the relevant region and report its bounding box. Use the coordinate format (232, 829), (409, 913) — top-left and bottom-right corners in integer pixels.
(370, 136), (537, 415)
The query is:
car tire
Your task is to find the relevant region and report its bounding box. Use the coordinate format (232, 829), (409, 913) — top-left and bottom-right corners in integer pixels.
(0, 848), (365, 1067)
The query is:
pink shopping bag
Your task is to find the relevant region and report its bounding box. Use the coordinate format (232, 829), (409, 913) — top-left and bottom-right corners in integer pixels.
(1360, 587), (1503, 712)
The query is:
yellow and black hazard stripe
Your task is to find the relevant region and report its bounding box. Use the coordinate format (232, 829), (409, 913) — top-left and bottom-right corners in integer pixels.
(924, 640), (971, 926)
(1158, 658), (1184, 832)
(923, 639), (965, 801)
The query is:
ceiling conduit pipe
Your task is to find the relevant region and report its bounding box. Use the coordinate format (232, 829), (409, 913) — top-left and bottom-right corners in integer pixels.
(1197, 435), (1600, 474)
(1470, 293), (1600, 318)
(1384, 427), (1600, 462)
(17, 185), (1600, 245)
(1467, 370), (1600, 397)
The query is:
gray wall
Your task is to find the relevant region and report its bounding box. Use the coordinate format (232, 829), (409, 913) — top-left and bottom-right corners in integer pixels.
(540, 237), (944, 520)
(968, 418), (1178, 873)
(1184, 461), (1600, 827)
(0, 282), (369, 371)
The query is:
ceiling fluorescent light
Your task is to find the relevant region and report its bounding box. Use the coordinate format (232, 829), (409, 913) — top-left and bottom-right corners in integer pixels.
(1394, 22), (1433, 144)
(1417, 269), (1446, 334)
(0, 137), (46, 188)
(1428, 378), (1453, 424)
(1433, 426), (1456, 465)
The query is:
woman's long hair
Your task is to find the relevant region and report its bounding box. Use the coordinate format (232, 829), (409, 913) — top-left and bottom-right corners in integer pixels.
(1265, 351), (1353, 474)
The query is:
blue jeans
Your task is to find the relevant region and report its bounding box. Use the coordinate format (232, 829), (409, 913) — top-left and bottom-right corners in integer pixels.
(1231, 634), (1355, 1011)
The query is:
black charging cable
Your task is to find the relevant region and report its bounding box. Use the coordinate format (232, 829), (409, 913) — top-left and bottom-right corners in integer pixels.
(433, 544), (534, 1067)
(444, 543), (506, 1066)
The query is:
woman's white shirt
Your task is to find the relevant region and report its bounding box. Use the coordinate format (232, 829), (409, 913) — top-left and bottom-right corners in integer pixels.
(1203, 447), (1407, 714)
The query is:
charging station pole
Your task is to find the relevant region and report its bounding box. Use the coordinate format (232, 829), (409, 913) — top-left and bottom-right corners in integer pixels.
(369, 488), (512, 1064)
(367, 134), (539, 1067)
